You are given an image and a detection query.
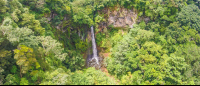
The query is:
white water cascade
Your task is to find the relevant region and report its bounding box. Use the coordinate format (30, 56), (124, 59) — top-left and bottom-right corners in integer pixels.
(90, 26), (100, 67)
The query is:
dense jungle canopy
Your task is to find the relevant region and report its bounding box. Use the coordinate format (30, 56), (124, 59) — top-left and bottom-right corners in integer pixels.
(0, 0), (200, 85)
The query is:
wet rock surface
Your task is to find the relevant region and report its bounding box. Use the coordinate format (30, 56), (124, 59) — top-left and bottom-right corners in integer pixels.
(86, 54), (103, 69)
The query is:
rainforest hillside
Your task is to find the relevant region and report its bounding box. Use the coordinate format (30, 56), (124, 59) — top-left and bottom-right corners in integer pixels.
(0, 0), (200, 85)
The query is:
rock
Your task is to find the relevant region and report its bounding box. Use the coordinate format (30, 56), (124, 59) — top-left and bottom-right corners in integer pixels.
(98, 6), (150, 30)
(86, 54), (103, 69)
(107, 7), (137, 28)
(108, 16), (116, 25)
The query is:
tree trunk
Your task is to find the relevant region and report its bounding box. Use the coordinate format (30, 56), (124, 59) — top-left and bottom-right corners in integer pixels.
(20, 66), (22, 78)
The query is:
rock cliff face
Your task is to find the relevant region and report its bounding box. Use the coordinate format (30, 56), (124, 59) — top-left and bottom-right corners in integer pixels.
(98, 7), (138, 30)
(98, 6), (150, 31)
(107, 8), (138, 28)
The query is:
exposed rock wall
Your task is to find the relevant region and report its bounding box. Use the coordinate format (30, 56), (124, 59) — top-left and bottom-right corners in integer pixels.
(107, 8), (138, 28)
(98, 6), (150, 31)
(98, 7), (138, 30)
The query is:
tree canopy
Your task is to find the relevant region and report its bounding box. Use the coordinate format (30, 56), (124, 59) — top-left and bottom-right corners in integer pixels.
(0, 0), (200, 85)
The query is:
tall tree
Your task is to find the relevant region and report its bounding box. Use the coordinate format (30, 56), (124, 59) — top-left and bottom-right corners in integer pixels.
(14, 45), (38, 78)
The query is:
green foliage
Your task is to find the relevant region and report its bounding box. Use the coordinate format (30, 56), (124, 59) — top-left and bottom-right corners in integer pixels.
(0, 49), (12, 69)
(138, 21), (146, 29)
(19, 0), (46, 13)
(0, 67), (4, 85)
(19, 12), (45, 35)
(29, 70), (45, 84)
(20, 78), (29, 85)
(105, 23), (198, 84)
(129, 26), (155, 44)
(163, 54), (188, 84)
(4, 74), (20, 85)
(75, 40), (88, 52)
(96, 32), (106, 46)
(45, 0), (68, 15)
(11, 65), (17, 74)
(52, 15), (61, 26)
(120, 71), (142, 85)
(43, 8), (51, 14)
(70, 67), (116, 85)
(146, 22), (161, 35)
(0, 0), (8, 23)
(36, 36), (67, 61)
(70, 0), (116, 26)
(174, 43), (200, 84)
(0, 0), (7, 13)
(8, 0), (24, 13)
(106, 27), (142, 78)
(40, 68), (70, 85)
(65, 50), (85, 72)
(0, 18), (34, 45)
(164, 22), (200, 45)
(177, 4), (200, 32)
(5, 0), (46, 35)
(14, 45), (37, 74)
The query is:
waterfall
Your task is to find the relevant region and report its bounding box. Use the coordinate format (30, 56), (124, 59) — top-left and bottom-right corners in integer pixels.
(90, 26), (99, 66)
